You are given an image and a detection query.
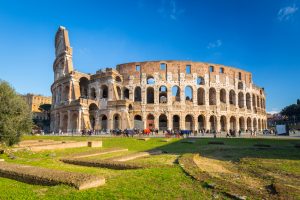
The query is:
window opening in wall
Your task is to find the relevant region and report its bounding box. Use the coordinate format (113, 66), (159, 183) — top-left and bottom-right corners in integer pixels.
(160, 63), (166, 70)
(209, 66), (214, 72)
(136, 65), (140, 72)
(197, 77), (204, 85)
(239, 72), (242, 80)
(186, 65), (191, 74)
(220, 67), (224, 73)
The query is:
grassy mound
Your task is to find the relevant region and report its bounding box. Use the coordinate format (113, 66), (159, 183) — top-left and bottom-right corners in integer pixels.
(0, 162), (105, 190)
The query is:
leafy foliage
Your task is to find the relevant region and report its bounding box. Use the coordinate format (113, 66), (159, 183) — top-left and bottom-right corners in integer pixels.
(280, 99), (300, 122)
(0, 80), (32, 146)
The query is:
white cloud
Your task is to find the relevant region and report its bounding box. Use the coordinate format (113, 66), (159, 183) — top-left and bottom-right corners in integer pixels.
(267, 108), (280, 114)
(278, 4), (298, 21)
(158, 0), (185, 20)
(207, 40), (222, 49)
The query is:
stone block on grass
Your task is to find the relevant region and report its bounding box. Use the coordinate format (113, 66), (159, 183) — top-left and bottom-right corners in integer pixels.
(87, 141), (102, 148)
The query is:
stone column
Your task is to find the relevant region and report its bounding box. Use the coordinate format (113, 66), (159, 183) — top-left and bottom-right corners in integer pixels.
(67, 110), (71, 133)
(78, 109), (82, 133)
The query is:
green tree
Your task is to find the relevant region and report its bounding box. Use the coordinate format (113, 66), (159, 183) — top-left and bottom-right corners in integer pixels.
(281, 100), (300, 122)
(0, 80), (32, 146)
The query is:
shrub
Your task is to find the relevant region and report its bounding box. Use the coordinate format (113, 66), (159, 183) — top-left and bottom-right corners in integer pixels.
(0, 81), (32, 146)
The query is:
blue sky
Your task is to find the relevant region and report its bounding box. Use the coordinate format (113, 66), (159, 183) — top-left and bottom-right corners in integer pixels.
(0, 0), (299, 113)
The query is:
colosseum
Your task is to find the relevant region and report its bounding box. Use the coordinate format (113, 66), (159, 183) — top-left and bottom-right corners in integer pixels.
(50, 26), (267, 134)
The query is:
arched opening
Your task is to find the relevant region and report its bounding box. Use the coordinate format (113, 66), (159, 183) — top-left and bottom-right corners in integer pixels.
(238, 92), (244, 108)
(220, 116), (226, 132)
(230, 116), (237, 131)
(90, 88), (96, 100)
(159, 86), (168, 104)
(247, 117), (252, 131)
(172, 86), (180, 102)
(147, 114), (155, 129)
(63, 85), (70, 101)
(89, 103), (98, 130)
(134, 115), (143, 130)
(198, 115), (205, 130)
(246, 93), (251, 110)
(197, 76), (205, 85)
(239, 117), (245, 131)
(116, 86), (121, 100)
(134, 87), (141, 102)
(252, 94), (256, 107)
(128, 104), (133, 112)
(185, 115), (194, 131)
(238, 82), (243, 90)
(79, 77), (89, 98)
(115, 76), (122, 83)
(257, 96), (260, 108)
(101, 85), (108, 99)
(220, 89), (226, 103)
(71, 113), (78, 133)
(209, 115), (217, 132)
(62, 114), (68, 133)
(147, 87), (154, 104)
(173, 115), (180, 130)
(197, 88), (205, 105)
(100, 115), (107, 131)
(185, 86), (193, 102)
(123, 88), (130, 99)
(229, 90), (236, 105)
(147, 76), (155, 84)
(159, 114), (168, 131)
(209, 88), (216, 105)
(258, 119), (261, 131)
(113, 114), (121, 130)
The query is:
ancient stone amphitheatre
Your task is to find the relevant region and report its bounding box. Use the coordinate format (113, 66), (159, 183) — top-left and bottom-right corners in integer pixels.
(0, 136), (300, 199)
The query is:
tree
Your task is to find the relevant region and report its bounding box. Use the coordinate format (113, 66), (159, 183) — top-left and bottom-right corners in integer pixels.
(0, 80), (32, 146)
(281, 99), (300, 123)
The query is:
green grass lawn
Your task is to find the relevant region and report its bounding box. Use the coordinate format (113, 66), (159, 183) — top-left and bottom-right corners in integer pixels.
(0, 136), (299, 200)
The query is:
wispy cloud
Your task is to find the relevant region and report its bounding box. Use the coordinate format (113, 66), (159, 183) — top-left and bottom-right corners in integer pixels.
(158, 0), (185, 20)
(207, 40), (222, 49)
(278, 4), (298, 21)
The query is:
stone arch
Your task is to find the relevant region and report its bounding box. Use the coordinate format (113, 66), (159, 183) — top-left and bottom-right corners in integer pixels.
(229, 90), (236, 105)
(100, 85), (108, 99)
(198, 115), (205, 130)
(99, 114), (108, 131)
(247, 117), (252, 131)
(252, 94), (256, 107)
(238, 92), (244, 108)
(116, 86), (121, 100)
(258, 119), (261, 131)
(159, 86), (168, 104)
(115, 76), (122, 83)
(159, 114), (168, 131)
(89, 103), (98, 130)
(246, 93), (251, 109)
(147, 87), (154, 104)
(185, 115), (194, 131)
(185, 86), (193, 102)
(253, 118), (257, 131)
(230, 116), (237, 131)
(70, 113), (78, 133)
(197, 88), (205, 105)
(239, 117), (245, 131)
(128, 104), (133, 112)
(90, 87), (96, 100)
(113, 113), (121, 130)
(63, 85), (70, 101)
(147, 76), (155, 84)
(209, 115), (217, 132)
(220, 116), (227, 131)
(257, 96), (260, 108)
(172, 86), (180, 102)
(134, 115), (143, 130)
(220, 89), (226, 103)
(123, 87), (130, 99)
(147, 114), (155, 129)
(62, 114), (68, 133)
(209, 88), (216, 105)
(79, 77), (89, 98)
(134, 87), (141, 102)
(173, 115), (180, 130)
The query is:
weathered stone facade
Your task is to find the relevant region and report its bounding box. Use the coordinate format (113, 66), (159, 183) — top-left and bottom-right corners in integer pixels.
(50, 26), (267, 133)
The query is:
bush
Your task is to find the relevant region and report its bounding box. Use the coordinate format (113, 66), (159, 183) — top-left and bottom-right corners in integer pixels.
(0, 81), (32, 146)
